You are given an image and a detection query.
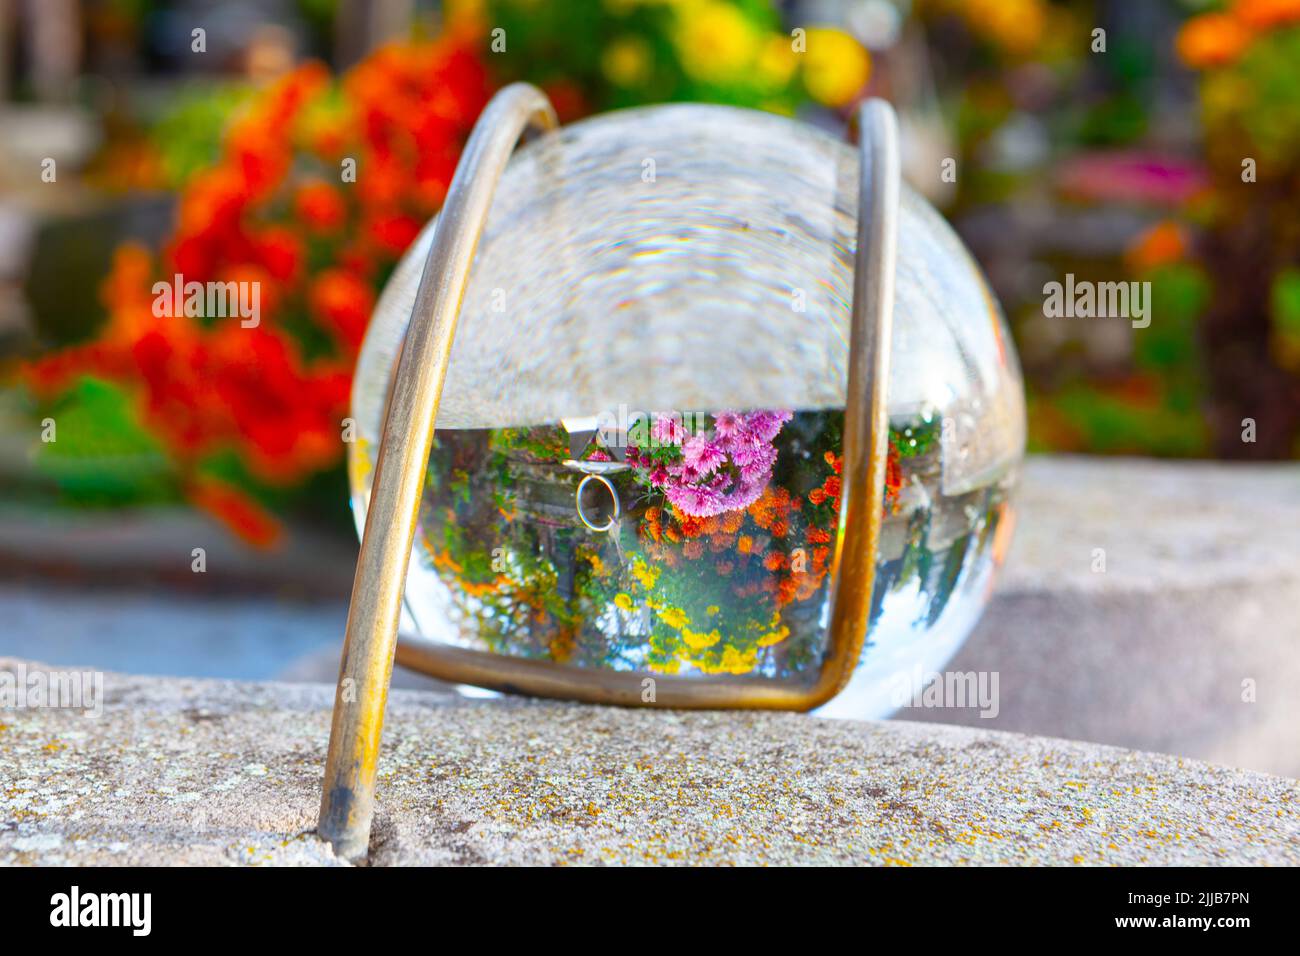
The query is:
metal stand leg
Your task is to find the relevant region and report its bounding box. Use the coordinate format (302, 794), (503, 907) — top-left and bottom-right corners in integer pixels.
(815, 99), (901, 702)
(317, 83), (556, 862)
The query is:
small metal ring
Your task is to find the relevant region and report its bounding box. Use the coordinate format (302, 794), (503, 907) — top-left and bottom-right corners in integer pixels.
(575, 473), (620, 532)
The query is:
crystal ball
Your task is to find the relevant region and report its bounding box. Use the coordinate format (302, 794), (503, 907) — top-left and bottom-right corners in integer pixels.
(349, 104), (1025, 718)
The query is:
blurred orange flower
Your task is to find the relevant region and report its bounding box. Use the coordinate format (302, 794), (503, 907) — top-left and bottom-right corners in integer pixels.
(1126, 220), (1189, 273)
(1234, 0), (1300, 30)
(23, 39), (490, 547)
(188, 474), (283, 548)
(295, 179), (348, 231)
(1176, 12), (1253, 69)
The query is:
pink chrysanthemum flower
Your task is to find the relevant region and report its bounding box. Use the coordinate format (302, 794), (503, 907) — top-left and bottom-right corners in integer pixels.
(635, 408), (793, 518)
(681, 434), (726, 474)
(712, 410), (744, 439)
(650, 414), (686, 448)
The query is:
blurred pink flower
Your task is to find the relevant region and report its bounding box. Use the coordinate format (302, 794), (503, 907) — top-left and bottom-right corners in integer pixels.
(1056, 151), (1208, 207)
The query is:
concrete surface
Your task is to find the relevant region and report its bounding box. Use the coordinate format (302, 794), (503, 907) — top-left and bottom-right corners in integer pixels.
(2, 661), (1297, 866)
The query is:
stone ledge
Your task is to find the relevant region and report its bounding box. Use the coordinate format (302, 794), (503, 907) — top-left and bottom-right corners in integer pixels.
(2, 661), (1296, 866)
(902, 456), (1300, 778)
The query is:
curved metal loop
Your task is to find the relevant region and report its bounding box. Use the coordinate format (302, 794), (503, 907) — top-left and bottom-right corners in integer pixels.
(318, 83), (557, 862)
(576, 473), (621, 532)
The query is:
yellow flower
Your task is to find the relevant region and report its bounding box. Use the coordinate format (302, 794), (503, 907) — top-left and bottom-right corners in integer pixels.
(719, 645), (758, 674)
(757, 35), (797, 90)
(705, 605), (720, 616)
(347, 438), (373, 490)
(444, 0), (487, 30)
(675, 2), (760, 84)
(800, 27), (870, 108)
(614, 592), (634, 611)
(962, 0), (1045, 57)
(602, 35), (653, 86)
(585, 551), (611, 578)
(631, 557), (660, 590)
(682, 627), (721, 650)
(659, 606), (689, 630)
(757, 624), (790, 647)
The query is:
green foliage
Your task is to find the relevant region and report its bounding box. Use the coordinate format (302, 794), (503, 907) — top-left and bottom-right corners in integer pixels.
(1134, 262), (1209, 372)
(1037, 383), (1210, 457)
(31, 377), (179, 506)
(1271, 268), (1300, 337)
(150, 83), (255, 188)
(1205, 27), (1300, 176)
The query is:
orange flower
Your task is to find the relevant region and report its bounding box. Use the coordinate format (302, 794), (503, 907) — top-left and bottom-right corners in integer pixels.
(775, 577), (798, 606)
(794, 572), (822, 602)
(737, 535), (754, 554)
(1234, 0), (1300, 30)
(679, 514), (706, 538)
(188, 475), (283, 549)
(1176, 13), (1253, 69)
(253, 226), (304, 283)
(763, 552), (786, 571)
(365, 212), (422, 257)
(310, 268), (375, 352)
(295, 180), (348, 232)
(25, 37), (491, 548)
(1126, 221), (1188, 273)
(885, 443), (903, 510)
(748, 485), (795, 529)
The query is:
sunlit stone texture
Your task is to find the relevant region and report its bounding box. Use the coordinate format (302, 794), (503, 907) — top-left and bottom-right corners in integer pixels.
(349, 104), (1025, 718)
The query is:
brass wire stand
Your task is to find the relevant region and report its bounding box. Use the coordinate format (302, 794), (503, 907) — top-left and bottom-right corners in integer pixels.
(317, 84), (899, 861)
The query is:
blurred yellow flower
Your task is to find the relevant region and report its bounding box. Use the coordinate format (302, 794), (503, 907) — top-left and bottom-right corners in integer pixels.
(631, 556), (660, 589)
(682, 626), (721, 650)
(675, 2), (760, 84)
(718, 645), (758, 674)
(659, 606), (689, 629)
(756, 623), (790, 647)
(444, 0), (487, 29)
(602, 35), (653, 86)
(757, 35), (798, 89)
(614, 592), (634, 611)
(962, 0), (1045, 56)
(800, 27), (871, 108)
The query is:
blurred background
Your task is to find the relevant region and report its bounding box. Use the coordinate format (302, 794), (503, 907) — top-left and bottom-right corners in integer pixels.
(1, 0), (1298, 680)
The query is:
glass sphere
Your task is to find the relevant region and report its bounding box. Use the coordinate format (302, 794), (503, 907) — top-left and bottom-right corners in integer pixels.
(349, 104), (1025, 718)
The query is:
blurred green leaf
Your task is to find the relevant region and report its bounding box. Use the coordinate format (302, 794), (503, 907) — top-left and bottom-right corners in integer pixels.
(33, 377), (179, 506)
